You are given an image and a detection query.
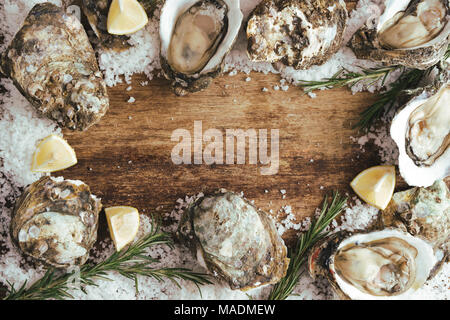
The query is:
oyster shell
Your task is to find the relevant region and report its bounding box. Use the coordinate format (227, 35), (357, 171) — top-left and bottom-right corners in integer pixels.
(308, 229), (436, 300)
(81, 0), (159, 50)
(0, 3), (109, 131)
(381, 180), (449, 264)
(11, 176), (102, 268)
(160, 0), (243, 96)
(177, 190), (289, 290)
(390, 83), (449, 187)
(246, 0), (348, 69)
(350, 0), (450, 70)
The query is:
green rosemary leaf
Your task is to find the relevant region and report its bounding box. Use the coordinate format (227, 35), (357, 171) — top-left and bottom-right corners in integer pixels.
(3, 219), (211, 300)
(297, 66), (400, 93)
(268, 191), (347, 300)
(353, 68), (426, 130)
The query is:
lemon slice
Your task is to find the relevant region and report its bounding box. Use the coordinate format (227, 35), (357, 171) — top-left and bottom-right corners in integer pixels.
(107, 0), (148, 35)
(31, 134), (77, 172)
(350, 165), (396, 210)
(105, 206), (140, 251)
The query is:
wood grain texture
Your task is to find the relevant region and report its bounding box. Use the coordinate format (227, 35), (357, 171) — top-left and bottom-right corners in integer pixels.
(61, 72), (391, 244)
(56, 0), (437, 245)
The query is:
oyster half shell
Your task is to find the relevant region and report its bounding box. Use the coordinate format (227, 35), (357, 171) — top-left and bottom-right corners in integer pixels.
(308, 229), (436, 300)
(246, 0), (348, 70)
(350, 0), (450, 70)
(177, 190), (289, 290)
(390, 83), (449, 187)
(160, 0), (243, 96)
(0, 3), (109, 131)
(11, 176), (102, 268)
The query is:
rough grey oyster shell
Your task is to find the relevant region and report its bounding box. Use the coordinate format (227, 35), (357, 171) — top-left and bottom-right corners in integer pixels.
(350, 0), (450, 70)
(81, 0), (159, 50)
(11, 176), (102, 268)
(177, 190), (289, 290)
(380, 180), (450, 269)
(160, 0), (243, 96)
(0, 3), (109, 131)
(246, 0), (348, 70)
(308, 229), (436, 300)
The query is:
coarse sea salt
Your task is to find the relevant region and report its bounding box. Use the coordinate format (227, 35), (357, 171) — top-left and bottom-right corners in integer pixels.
(350, 108), (399, 165)
(0, 79), (61, 187)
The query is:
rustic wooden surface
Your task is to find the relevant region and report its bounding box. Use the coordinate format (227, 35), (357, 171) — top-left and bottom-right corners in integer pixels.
(61, 71), (393, 245)
(56, 0), (400, 245)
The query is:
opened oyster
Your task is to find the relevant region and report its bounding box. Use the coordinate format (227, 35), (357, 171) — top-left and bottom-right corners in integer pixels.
(390, 83), (449, 187)
(350, 0), (450, 70)
(81, 0), (158, 50)
(246, 0), (348, 69)
(381, 180), (449, 269)
(11, 176), (102, 268)
(177, 190), (289, 290)
(308, 229), (436, 300)
(0, 3), (109, 131)
(160, 0), (243, 96)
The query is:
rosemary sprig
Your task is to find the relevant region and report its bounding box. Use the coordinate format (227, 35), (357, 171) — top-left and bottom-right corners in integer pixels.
(299, 44), (450, 130)
(353, 67), (426, 130)
(268, 191), (347, 300)
(444, 44), (450, 61)
(3, 220), (212, 300)
(298, 66), (401, 93)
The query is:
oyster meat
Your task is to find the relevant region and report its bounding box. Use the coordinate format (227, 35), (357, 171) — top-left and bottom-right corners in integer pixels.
(0, 3), (109, 131)
(177, 190), (289, 290)
(11, 176), (102, 268)
(350, 0), (450, 70)
(308, 229), (436, 300)
(390, 84), (449, 187)
(246, 0), (348, 70)
(160, 0), (243, 96)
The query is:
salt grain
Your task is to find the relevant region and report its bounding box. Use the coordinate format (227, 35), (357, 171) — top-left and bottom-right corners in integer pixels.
(308, 92), (317, 99)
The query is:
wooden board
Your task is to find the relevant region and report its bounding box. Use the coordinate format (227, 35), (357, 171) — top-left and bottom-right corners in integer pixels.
(61, 72), (390, 245)
(55, 0), (433, 245)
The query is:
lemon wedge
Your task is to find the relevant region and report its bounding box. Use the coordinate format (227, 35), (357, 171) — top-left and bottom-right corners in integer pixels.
(107, 0), (148, 35)
(350, 165), (396, 210)
(105, 206), (140, 251)
(31, 134), (77, 173)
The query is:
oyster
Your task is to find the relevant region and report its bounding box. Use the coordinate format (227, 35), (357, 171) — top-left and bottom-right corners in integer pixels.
(81, 0), (158, 50)
(246, 0), (348, 69)
(11, 176), (102, 268)
(308, 229), (436, 300)
(350, 0), (450, 70)
(160, 0), (243, 96)
(390, 83), (449, 187)
(381, 180), (449, 263)
(0, 3), (109, 131)
(177, 190), (289, 290)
